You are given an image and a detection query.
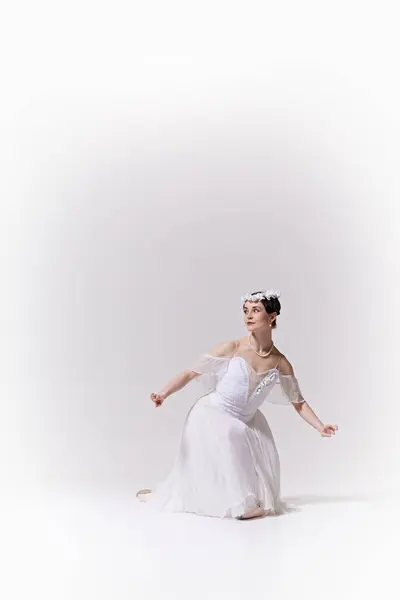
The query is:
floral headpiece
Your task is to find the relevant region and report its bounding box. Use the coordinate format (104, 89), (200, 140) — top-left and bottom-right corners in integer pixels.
(241, 289), (281, 304)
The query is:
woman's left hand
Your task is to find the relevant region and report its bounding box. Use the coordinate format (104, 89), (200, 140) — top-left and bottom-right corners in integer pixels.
(319, 424), (338, 437)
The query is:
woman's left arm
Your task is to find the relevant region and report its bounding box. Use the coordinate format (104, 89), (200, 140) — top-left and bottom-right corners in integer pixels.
(293, 402), (338, 436)
(279, 356), (339, 437)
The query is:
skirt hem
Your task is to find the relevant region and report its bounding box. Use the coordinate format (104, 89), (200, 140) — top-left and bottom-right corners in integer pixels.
(136, 489), (293, 519)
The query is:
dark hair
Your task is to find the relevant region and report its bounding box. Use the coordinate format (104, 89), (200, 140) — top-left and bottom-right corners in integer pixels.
(248, 290), (281, 329)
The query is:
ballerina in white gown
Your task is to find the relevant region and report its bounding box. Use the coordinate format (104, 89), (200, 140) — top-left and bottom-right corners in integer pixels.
(137, 289), (338, 520)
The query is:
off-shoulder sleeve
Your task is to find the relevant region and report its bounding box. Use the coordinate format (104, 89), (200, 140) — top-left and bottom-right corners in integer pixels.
(279, 374), (305, 404)
(264, 372), (306, 405)
(189, 353), (231, 375)
(186, 353), (231, 400)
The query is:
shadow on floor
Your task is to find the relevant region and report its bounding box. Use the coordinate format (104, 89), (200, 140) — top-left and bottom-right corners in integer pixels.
(283, 493), (374, 506)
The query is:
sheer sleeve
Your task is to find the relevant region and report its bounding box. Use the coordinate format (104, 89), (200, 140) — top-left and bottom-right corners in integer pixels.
(189, 340), (236, 376)
(189, 353), (231, 375)
(279, 374), (305, 404)
(186, 345), (233, 400)
(264, 372), (306, 405)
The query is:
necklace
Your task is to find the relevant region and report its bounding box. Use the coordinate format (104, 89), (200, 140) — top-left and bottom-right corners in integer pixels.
(248, 333), (274, 357)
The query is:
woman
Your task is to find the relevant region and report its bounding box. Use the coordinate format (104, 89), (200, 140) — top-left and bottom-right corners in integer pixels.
(137, 289), (338, 520)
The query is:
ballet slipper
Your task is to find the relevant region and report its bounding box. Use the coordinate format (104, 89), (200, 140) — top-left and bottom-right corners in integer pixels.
(236, 506), (266, 520)
(136, 488), (152, 499)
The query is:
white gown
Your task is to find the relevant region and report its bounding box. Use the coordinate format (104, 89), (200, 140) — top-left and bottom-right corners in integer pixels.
(137, 349), (305, 519)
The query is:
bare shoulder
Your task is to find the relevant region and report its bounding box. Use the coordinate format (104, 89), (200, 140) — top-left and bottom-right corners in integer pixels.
(277, 353), (295, 376)
(208, 339), (238, 358)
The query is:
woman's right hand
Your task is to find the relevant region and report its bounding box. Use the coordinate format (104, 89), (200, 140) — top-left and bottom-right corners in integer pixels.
(150, 392), (167, 407)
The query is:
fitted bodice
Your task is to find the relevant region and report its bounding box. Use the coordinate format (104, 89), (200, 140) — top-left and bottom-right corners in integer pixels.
(189, 352), (305, 422)
(211, 356), (280, 422)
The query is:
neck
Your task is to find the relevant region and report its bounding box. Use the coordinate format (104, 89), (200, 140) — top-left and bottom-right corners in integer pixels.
(249, 330), (273, 352)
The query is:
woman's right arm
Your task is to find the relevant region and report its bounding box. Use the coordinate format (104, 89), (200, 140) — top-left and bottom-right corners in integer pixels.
(159, 369), (200, 399)
(150, 340), (237, 407)
(150, 370), (198, 407)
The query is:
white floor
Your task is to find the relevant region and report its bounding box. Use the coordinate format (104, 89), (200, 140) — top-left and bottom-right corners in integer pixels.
(2, 487), (398, 600)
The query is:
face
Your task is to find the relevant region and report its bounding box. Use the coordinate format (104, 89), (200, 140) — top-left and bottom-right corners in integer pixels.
(243, 301), (276, 331)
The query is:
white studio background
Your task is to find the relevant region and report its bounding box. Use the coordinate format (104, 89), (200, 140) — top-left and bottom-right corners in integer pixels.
(1, 1), (400, 598)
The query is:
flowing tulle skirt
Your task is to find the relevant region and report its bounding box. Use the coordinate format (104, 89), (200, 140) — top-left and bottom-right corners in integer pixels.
(137, 393), (292, 519)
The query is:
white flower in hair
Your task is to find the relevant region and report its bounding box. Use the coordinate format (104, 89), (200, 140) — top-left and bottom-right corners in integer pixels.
(241, 289), (281, 303)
